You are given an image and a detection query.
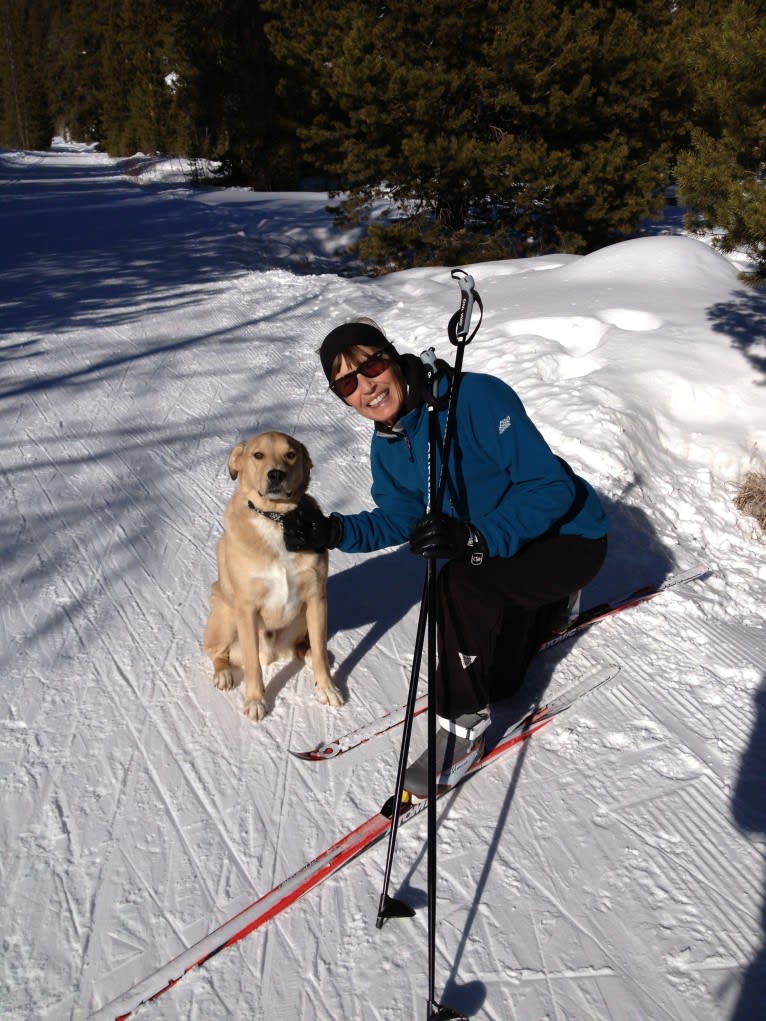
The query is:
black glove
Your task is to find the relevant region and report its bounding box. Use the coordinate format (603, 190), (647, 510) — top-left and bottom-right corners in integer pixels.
(409, 512), (486, 562)
(282, 502), (343, 553)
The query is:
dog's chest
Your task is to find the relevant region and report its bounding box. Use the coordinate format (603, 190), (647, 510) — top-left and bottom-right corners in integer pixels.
(253, 556), (302, 627)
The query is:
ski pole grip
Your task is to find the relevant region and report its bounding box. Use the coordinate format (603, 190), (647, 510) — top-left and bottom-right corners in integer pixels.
(449, 268), (477, 345)
(420, 347), (438, 372)
(420, 347), (439, 400)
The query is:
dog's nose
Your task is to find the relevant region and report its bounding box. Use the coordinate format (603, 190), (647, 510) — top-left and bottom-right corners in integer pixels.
(267, 469), (286, 485)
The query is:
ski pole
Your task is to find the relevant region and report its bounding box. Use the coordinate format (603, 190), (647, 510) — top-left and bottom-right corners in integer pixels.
(426, 270), (479, 1021)
(374, 269), (481, 1019)
(375, 276), (479, 926)
(424, 373), (445, 1019)
(375, 352), (440, 928)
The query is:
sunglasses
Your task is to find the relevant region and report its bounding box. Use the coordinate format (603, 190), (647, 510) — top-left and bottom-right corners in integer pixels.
(329, 352), (392, 399)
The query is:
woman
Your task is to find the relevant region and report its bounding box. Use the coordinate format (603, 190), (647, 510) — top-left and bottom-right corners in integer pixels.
(283, 319), (608, 793)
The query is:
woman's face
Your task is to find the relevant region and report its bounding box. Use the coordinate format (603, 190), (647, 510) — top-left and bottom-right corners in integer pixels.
(334, 346), (406, 427)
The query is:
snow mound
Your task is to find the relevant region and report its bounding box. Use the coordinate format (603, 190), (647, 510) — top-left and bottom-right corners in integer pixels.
(565, 235), (737, 289)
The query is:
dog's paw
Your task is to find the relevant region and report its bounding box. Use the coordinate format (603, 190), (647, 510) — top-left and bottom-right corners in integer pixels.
(316, 683), (344, 709)
(213, 668), (237, 691)
(243, 697), (267, 722)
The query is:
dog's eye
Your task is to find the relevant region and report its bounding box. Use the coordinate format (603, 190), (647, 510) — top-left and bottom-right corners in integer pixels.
(253, 451), (264, 460)
(285, 450), (297, 461)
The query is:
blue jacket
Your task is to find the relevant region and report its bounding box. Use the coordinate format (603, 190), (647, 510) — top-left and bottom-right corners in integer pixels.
(336, 368), (608, 558)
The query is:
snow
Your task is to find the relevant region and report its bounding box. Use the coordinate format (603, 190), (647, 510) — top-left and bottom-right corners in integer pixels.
(1, 140), (765, 1021)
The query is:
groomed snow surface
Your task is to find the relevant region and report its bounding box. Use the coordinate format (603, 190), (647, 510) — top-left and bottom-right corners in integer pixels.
(1, 142), (765, 1021)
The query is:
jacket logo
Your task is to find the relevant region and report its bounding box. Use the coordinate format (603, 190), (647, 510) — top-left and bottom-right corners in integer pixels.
(458, 653), (477, 669)
(498, 415), (511, 435)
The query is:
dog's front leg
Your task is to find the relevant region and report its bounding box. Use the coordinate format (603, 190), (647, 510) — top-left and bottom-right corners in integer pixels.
(236, 605), (267, 721)
(305, 597), (343, 708)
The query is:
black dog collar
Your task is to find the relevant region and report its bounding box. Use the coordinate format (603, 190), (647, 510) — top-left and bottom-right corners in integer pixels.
(247, 500), (286, 524)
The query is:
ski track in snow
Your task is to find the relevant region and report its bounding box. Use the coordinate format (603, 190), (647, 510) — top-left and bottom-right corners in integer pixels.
(1, 145), (765, 1021)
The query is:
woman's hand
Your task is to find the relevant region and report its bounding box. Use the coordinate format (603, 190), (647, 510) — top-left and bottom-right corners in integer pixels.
(282, 503), (343, 552)
(409, 513), (485, 562)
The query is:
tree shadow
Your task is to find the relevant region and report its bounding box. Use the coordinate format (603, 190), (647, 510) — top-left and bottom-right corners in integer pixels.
(0, 292), (322, 403)
(0, 148), (356, 352)
(729, 673), (766, 1019)
(707, 289), (766, 383)
(0, 155), (234, 339)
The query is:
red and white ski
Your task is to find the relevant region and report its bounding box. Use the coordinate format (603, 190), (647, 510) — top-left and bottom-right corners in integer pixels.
(90, 663), (619, 1021)
(292, 564), (708, 762)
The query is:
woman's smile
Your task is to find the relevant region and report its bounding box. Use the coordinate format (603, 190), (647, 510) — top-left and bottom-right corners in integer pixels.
(366, 386), (391, 408)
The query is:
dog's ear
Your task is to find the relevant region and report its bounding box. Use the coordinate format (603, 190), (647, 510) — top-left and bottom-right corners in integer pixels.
(228, 442), (246, 480)
(299, 441), (313, 474)
(298, 441), (313, 485)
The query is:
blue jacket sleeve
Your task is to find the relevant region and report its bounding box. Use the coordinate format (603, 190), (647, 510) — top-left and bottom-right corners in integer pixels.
(334, 435), (426, 553)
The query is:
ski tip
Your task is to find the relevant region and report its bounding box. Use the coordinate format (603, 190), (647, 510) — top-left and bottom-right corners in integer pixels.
(289, 749), (325, 762)
(582, 662), (620, 690)
(289, 737), (349, 761)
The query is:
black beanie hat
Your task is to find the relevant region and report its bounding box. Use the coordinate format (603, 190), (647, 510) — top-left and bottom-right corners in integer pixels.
(319, 322), (398, 382)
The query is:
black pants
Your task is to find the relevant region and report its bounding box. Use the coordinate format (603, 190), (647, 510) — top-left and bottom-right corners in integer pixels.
(434, 534), (607, 719)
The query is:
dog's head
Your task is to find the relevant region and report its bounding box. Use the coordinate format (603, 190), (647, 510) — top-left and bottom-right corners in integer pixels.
(227, 432), (313, 510)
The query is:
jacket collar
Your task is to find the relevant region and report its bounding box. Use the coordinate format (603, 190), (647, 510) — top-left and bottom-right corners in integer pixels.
(374, 353), (450, 438)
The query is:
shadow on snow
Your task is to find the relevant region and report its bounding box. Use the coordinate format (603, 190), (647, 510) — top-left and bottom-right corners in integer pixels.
(729, 673), (766, 1020)
(707, 289), (766, 384)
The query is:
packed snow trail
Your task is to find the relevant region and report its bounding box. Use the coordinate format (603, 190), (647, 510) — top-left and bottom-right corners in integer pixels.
(0, 144), (765, 1021)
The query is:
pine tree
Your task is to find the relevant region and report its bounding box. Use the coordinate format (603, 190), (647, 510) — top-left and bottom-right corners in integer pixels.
(264, 0), (689, 268)
(97, 0), (184, 155)
(481, 0), (691, 252)
(51, 0), (111, 144)
(265, 0), (491, 231)
(0, 0), (56, 149)
(675, 0), (766, 279)
(176, 0), (298, 187)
